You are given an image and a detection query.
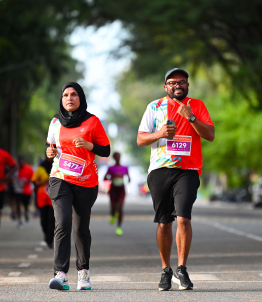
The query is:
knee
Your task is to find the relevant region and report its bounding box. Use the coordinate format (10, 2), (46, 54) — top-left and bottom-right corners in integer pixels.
(55, 215), (72, 233)
(177, 217), (191, 228)
(158, 222), (172, 231)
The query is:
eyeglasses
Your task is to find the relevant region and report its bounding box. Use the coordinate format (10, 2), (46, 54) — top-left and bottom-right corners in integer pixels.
(166, 80), (187, 87)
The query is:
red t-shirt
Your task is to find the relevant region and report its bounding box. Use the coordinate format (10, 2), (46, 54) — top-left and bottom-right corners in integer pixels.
(18, 164), (34, 195)
(167, 96), (214, 175)
(47, 115), (110, 187)
(0, 148), (16, 191)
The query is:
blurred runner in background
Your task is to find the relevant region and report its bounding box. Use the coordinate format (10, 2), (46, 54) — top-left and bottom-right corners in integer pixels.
(13, 155), (34, 229)
(104, 152), (130, 236)
(0, 148), (17, 226)
(32, 156), (55, 248)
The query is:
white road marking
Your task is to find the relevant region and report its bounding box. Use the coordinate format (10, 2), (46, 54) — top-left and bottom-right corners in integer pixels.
(0, 277), (37, 283)
(200, 221), (262, 242)
(8, 272), (21, 277)
(91, 274), (218, 282)
(191, 274), (219, 281)
(90, 251), (262, 261)
(92, 276), (131, 282)
(18, 263), (31, 268)
(35, 247), (43, 252)
(27, 254), (38, 259)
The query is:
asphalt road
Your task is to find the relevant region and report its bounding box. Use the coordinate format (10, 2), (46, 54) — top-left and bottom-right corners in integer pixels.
(0, 194), (262, 302)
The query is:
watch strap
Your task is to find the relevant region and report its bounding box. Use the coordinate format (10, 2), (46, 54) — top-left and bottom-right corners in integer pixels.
(188, 114), (196, 123)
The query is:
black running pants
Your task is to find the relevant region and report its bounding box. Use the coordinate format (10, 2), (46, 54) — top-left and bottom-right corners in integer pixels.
(48, 178), (98, 274)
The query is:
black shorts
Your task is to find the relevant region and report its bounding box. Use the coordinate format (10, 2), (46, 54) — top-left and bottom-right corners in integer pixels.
(147, 168), (200, 223)
(15, 194), (31, 206)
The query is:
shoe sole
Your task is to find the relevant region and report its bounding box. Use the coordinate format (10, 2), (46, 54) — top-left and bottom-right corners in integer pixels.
(172, 276), (193, 290)
(158, 287), (173, 291)
(77, 286), (91, 290)
(49, 279), (70, 290)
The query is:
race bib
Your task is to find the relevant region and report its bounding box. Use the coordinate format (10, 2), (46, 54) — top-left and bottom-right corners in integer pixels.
(166, 135), (192, 156)
(58, 153), (86, 176)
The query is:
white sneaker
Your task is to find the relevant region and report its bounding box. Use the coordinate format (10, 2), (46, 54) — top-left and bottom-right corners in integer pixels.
(77, 269), (91, 290)
(49, 271), (70, 290)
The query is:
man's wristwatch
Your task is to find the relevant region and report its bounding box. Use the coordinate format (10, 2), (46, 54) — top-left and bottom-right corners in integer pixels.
(188, 114), (196, 123)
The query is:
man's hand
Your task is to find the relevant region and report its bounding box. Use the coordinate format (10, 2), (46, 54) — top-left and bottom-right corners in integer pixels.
(46, 144), (58, 158)
(174, 98), (215, 142)
(175, 98), (192, 119)
(159, 124), (177, 139)
(73, 138), (93, 151)
(137, 123), (177, 146)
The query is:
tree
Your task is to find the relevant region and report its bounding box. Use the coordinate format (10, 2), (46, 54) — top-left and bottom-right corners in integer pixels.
(0, 0), (93, 155)
(90, 0), (262, 108)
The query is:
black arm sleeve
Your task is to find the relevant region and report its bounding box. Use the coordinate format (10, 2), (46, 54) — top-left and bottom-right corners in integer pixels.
(92, 144), (110, 157)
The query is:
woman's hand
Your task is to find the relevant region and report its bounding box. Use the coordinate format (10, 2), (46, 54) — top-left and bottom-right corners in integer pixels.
(73, 138), (94, 151)
(46, 144), (58, 158)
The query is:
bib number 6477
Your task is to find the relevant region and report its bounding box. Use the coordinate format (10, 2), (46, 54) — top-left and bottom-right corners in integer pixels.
(63, 160), (79, 170)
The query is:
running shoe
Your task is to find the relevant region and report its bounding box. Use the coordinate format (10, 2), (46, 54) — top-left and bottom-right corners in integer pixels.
(109, 216), (115, 225)
(158, 267), (173, 291)
(17, 221), (24, 229)
(49, 271), (70, 290)
(77, 269), (91, 290)
(25, 211), (30, 222)
(115, 227), (123, 236)
(172, 265), (193, 290)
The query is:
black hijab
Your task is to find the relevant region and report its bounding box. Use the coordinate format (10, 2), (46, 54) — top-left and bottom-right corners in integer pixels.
(58, 82), (92, 128)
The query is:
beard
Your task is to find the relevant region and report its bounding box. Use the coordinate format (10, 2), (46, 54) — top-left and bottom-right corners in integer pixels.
(168, 87), (189, 101)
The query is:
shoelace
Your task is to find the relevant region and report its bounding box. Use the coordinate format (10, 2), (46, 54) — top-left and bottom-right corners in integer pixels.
(79, 270), (88, 281)
(178, 268), (191, 282)
(55, 271), (66, 279)
(161, 271), (171, 282)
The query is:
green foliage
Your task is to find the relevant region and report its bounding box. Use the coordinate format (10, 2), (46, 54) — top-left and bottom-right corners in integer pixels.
(202, 94), (262, 187)
(0, 0), (91, 155)
(90, 0), (262, 107)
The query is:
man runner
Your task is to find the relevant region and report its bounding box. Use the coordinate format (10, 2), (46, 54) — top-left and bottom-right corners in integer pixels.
(137, 68), (214, 291)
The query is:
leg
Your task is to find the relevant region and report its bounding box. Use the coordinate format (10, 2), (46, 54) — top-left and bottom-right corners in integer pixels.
(116, 187), (125, 227)
(48, 178), (73, 274)
(176, 217), (192, 266)
(172, 170), (200, 266)
(172, 170), (199, 290)
(40, 206), (48, 241)
(72, 185), (98, 271)
(156, 222), (173, 269)
(116, 199), (124, 227)
(15, 194), (22, 222)
(109, 187), (118, 225)
(22, 194), (31, 222)
(109, 188), (117, 217)
(46, 206), (55, 248)
(110, 200), (117, 217)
